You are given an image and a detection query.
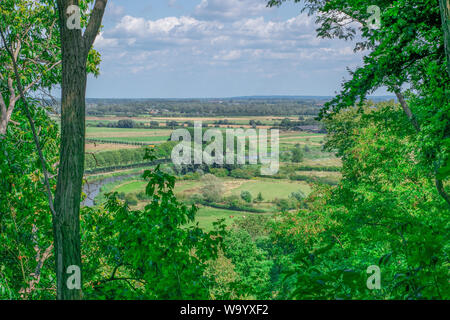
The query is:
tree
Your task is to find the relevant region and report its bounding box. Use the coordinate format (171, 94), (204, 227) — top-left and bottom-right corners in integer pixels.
(117, 119), (134, 128)
(201, 174), (224, 203)
(53, 0), (107, 300)
(291, 144), (304, 163)
(0, 107), (59, 299)
(81, 152), (226, 299)
(0, 0), (61, 137)
(268, 0), (449, 205)
(240, 191), (252, 203)
(280, 118), (291, 128)
(439, 0), (450, 77)
(256, 192), (264, 202)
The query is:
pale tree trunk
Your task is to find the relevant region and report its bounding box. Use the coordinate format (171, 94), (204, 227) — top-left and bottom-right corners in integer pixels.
(439, 0), (450, 77)
(54, 0), (107, 300)
(0, 100), (12, 136)
(395, 90), (450, 206)
(394, 91), (420, 132)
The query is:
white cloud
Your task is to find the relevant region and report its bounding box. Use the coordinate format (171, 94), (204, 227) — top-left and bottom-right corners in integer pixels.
(213, 50), (242, 61)
(94, 32), (119, 48)
(95, 9), (361, 77)
(113, 15), (223, 38)
(194, 0), (270, 21)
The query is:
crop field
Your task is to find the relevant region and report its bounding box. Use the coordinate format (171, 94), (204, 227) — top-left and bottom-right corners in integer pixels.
(86, 127), (172, 144)
(86, 126), (327, 148)
(85, 143), (140, 153)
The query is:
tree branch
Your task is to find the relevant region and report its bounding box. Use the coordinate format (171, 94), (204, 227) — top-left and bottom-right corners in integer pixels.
(0, 26), (57, 220)
(394, 90), (420, 133)
(83, 0), (108, 57)
(395, 90), (450, 207)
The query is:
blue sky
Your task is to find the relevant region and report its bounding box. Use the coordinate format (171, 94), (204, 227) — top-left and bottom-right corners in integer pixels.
(86, 0), (384, 98)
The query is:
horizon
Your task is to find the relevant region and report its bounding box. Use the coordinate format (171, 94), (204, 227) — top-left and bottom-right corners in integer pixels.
(84, 94), (395, 100)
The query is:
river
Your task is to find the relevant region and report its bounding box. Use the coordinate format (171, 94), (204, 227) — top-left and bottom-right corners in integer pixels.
(82, 173), (138, 207)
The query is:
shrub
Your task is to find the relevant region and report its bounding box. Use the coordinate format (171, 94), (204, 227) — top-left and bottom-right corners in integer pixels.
(201, 174), (224, 203)
(210, 168), (229, 177)
(124, 193), (138, 206)
(240, 191), (252, 203)
(256, 192), (264, 202)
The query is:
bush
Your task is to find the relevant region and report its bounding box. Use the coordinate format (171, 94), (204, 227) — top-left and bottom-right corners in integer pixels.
(201, 174), (224, 203)
(124, 193), (138, 206)
(256, 192), (264, 202)
(210, 168), (229, 177)
(117, 119), (135, 128)
(230, 168), (255, 179)
(240, 191), (252, 203)
(290, 190), (306, 202)
(274, 198), (296, 212)
(291, 144), (304, 163)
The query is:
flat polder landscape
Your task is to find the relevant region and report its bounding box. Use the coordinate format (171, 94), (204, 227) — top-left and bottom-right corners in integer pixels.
(80, 97), (341, 230)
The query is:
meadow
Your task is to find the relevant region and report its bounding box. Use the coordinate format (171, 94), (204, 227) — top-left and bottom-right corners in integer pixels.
(83, 116), (340, 230)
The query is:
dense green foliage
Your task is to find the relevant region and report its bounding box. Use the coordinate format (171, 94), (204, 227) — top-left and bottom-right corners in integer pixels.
(0, 105), (58, 299)
(84, 97), (327, 117)
(1, 0), (448, 301)
(84, 141), (176, 171)
(81, 152), (226, 299)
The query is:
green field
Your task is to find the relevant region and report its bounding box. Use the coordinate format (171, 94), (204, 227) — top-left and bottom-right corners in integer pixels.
(86, 127), (172, 144)
(191, 207), (260, 231)
(228, 179), (311, 201)
(84, 116), (340, 231)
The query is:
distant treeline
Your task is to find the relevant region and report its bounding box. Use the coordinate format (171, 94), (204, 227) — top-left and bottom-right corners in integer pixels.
(85, 142), (176, 171)
(83, 97), (327, 117)
(89, 117), (326, 133)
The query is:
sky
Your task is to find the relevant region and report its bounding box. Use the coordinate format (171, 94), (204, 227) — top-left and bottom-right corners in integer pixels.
(86, 0), (386, 98)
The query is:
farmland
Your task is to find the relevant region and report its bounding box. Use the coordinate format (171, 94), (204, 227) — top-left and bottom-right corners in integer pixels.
(83, 113), (341, 230)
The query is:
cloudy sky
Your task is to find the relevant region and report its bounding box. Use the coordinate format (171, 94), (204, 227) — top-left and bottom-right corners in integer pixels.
(87, 0), (376, 98)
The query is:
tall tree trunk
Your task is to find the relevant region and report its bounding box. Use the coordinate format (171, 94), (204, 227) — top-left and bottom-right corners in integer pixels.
(394, 90), (420, 132)
(440, 0), (450, 77)
(54, 0), (107, 300)
(395, 90), (450, 206)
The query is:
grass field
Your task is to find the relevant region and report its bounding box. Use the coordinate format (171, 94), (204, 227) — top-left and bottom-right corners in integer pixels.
(191, 206), (259, 231)
(228, 179), (311, 201)
(83, 115), (341, 231)
(86, 127), (172, 144)
(86, 115), (302, 126)
(86, 126), (328, 151)
(113, 177), (311, 203)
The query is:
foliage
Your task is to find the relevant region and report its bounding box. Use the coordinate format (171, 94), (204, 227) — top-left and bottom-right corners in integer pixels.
(0, 105), (59, 299)
(291, 144), (304, 163)
(271, 106), (450, 299)
(223, 229), (274, 299)
(200, 174), (224, 203)
(81, 150), (226, 299)
(240, 190), (252, 203)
